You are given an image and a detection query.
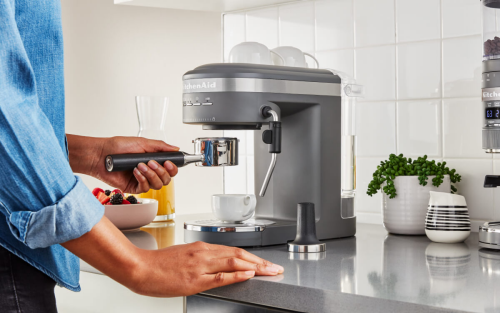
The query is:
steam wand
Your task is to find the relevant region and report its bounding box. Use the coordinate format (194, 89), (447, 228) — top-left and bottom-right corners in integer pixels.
(259, 106), (281, 197)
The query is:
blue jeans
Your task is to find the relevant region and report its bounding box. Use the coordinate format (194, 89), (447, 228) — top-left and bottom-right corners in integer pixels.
(0, 246), (57, 313)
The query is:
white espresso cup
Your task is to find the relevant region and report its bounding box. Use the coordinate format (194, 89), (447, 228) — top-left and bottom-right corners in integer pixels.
(271, 46), (319, 68)
(212, 194), (257, 223)
(228, 42), (274, 65)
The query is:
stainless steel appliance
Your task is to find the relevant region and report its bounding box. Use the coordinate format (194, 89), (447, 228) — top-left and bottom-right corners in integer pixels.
(182, 63), (357, 246)
(480, 0), (500, 249)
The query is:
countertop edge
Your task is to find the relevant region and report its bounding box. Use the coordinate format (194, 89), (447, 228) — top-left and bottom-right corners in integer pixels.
(201, 281), (470, 313)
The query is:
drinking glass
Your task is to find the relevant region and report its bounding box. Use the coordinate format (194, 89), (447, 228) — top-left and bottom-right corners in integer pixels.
(135, 96), (175, 221)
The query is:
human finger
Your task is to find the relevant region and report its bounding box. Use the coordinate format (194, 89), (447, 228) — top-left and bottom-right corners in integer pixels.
(148, 160), (172, 186)
(163, 161), (178, 178)
(137, 163), (163, 190)
(206, 257), (280, 276)
(141, 138), (179, 152)
(201, 271), (255, 290)
(203, 246), (284, 274)
(133, 167), (150, 193)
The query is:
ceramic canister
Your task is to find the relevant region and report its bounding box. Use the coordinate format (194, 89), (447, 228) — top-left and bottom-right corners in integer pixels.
(425, 191), (471, 243)
(382, 175), (451, 235)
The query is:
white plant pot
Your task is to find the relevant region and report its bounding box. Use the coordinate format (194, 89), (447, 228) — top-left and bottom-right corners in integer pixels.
(382, 175), (451, 235)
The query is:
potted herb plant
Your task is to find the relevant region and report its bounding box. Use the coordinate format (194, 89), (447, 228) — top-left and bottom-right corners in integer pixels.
(367, 154), (461, 235)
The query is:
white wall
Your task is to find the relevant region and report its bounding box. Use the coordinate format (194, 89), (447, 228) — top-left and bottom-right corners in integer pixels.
(61, 0), (223, 214)
(223, 0), (491, 226)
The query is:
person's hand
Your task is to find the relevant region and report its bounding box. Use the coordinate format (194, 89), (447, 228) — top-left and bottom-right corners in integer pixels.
(62, 217), (284, 298)
(92, 136), (179, 194)
(132, 241), (284, 297)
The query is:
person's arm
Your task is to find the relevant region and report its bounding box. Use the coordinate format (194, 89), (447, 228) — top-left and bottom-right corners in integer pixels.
(62, 216), (284, 297)
(0, 1), (103, 249)
(66, 134), (179, 194)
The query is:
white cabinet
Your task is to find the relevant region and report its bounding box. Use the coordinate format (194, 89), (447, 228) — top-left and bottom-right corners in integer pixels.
(56, 271), (184, 313)
(114, 0), (302, 12)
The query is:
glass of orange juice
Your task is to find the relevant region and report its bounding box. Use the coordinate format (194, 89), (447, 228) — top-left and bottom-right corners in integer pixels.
(137, 180), (175, 221)
(135, 96), (176, 221)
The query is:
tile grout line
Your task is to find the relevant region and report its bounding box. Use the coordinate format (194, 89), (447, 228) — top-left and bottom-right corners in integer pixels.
(352, 0), (357, 81)
(277, 5), (281, 46)
(394, 0), (399, 155)
(439, 0), (444, 159)
(314, 35), (480, 55)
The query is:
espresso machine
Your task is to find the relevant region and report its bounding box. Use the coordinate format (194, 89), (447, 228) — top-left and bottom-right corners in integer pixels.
(181, 63), (357, 247)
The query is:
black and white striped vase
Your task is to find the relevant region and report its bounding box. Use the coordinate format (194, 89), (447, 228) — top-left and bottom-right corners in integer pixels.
(425, 191), (471, 243)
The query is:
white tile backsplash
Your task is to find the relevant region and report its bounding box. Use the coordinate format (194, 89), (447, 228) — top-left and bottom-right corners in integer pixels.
(315, 0), (354, 50)
(315, 49), (354, 77)
(223, 0), (493, 225)
(354, 0), (395, 47)
(355, 157), (386, 214)
(355, 101), (396, 157)
(442, 0), (481, 38)
(397, 99), (442, 157)
(223, 13), (246, 62)
(397, 40), (441, 99)
(246, 7), (279, 49)
(356, 45), (396, 101)
(443, 98), (489, 159)
(279, 2), (315, 51)
(444, 159), (493, 221)
(396, 0), (440, 43)
(442, 35), (482, 98)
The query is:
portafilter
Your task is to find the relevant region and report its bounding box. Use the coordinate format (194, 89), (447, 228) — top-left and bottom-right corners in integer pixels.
(105, 137), (238, 172)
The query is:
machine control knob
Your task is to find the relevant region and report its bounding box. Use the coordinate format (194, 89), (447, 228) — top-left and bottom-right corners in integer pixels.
(262, 130), (273, 144)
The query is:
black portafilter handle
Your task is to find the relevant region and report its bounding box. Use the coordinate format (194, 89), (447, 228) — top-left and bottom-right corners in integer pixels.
(105, 152), (187, 172)
(287, 203), (326, 253)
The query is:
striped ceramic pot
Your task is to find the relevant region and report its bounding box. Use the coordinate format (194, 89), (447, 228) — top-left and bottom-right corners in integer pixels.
(382, 175), (451, 235)
(425, 191), (471, 243)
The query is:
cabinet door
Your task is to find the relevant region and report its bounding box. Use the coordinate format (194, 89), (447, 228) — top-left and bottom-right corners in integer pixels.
(186, 295), (301, 313)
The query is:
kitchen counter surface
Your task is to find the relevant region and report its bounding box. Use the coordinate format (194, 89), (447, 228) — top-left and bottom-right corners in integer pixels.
(82, 214), (500, 313)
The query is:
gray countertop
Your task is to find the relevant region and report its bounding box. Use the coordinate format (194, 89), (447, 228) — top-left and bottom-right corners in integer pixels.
(82, 214), (500, 313)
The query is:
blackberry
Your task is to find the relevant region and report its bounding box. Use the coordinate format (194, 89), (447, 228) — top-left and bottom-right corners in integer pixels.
(104, 190), (111, 196)
(110, 193), (123, 205)
(126, 195), (138, 204)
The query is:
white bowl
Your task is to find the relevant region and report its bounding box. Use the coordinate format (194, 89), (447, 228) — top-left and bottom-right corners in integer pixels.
(104, 198), (158, 230)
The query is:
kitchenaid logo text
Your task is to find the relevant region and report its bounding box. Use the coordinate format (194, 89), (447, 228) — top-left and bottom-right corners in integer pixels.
(184, 82), (216, 90)
(484, 91), (500, 98)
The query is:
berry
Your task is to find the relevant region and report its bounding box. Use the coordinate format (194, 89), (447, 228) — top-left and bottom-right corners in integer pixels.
(110, 193), (123, 205)
(96, 192), (110, 204)
(121, 199), (131, 205)
(92, 188), (104, 197)
(112, 189), (123, 195)
(126, 195), (138, 204)
(104, 190), (111, 196)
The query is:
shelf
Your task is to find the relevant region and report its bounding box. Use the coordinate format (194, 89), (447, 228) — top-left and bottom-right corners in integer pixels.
(114, 0), (301, 12)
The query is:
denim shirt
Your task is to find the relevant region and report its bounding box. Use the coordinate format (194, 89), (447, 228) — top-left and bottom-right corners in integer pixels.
(0, 0), (104, 291)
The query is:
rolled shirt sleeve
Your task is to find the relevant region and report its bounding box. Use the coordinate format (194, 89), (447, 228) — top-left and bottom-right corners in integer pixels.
(0, 0), (104, 249)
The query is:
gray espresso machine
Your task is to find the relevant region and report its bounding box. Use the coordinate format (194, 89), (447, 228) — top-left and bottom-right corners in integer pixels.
(181, 63), (358, 247)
